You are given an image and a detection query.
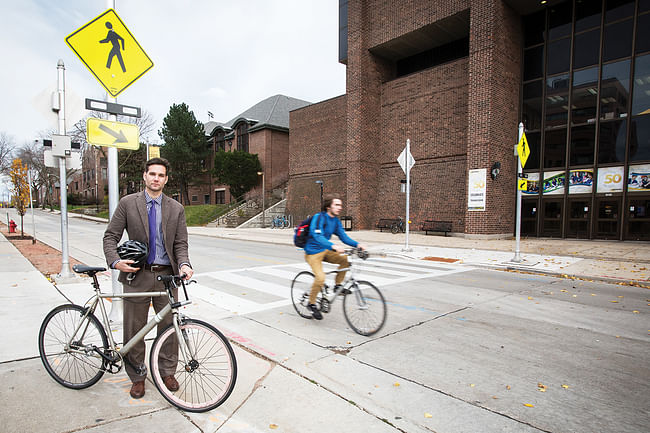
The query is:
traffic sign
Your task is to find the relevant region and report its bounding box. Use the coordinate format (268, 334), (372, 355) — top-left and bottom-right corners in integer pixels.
(85, 98), (141, 118)
(397, 147), (415, 174)
(517, 132), (530, 168)
(518, 178), (528, 191)
(87, 118), (139, 150)
(66, 9), (153, 97)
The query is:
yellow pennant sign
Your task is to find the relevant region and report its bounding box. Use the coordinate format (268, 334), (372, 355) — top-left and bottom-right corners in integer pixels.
(87, 118), (139, 150)
(66, 9), (153, 97)
(518, 178), (528, 191)
(517, 132), (530, 168)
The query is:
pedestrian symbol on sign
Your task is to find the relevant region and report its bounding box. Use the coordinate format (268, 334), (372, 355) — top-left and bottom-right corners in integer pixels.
(100, 21), (126, 73)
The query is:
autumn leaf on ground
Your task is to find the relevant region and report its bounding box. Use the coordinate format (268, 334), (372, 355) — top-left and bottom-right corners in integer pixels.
(523, 403), (534, 407)
(269, 424), (279, 429)
(633, 310), (640, 314)
(610, 300), (619, 303)
(470, 383), (475, 387)
(424, 413), (433, 418)
(537, 383), (547, 392)
(393, 382), (400, 387)
(506, 385), (511, 390)
(561, 384), (569, 389)
(561, 289), (568, 292)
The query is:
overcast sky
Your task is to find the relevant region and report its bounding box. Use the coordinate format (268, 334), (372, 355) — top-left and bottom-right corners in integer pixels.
(0, 0), (346, 150)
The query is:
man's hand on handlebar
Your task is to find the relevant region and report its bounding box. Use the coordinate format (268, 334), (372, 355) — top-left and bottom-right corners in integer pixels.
(180, 264), (193, 280)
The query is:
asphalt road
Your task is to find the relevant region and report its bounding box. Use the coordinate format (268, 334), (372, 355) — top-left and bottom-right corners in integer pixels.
(3, 208), (649, 433)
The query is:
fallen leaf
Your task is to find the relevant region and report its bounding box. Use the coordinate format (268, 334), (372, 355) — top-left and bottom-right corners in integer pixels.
(561, 289), (568, 293)
(424, 413), (433, 418)
(528, 296), (533, 300)
(492, 396), (498, 399)
(470, 383), (475, 387)
(618, 295), (624, 298)
(506, 385), (511, 390)
(572, 295), (577, 298)
(270, 424), (279, 429)
(633, 310), (640, 314)
(610, 300), (619, 303)
(591, 294), (596, 296)
(393, 382), (400, 387)
(561, 384), (569, 389)
(523, 403), (534, 407)
(537, 383), (547, 392)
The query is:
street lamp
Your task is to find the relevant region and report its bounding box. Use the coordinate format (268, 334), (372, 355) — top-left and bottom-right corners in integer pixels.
(315, 180), (323, 209)
(257, 171), (265, 228)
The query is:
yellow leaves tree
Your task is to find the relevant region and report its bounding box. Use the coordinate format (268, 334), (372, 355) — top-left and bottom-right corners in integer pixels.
(9, 158), (30, 236)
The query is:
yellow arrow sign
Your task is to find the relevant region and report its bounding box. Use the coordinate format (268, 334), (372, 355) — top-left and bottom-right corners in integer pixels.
(517, 132), (530, 168)
(87, 118), (139, 150)
(518, 179), (528, 191)
(66, 9), (153, 97)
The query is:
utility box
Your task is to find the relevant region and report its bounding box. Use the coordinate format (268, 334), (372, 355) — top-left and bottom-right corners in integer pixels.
(51, 134), (71, 157)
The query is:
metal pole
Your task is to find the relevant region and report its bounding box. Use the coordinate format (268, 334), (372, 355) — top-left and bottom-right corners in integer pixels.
(261, 173), (265, 228)
(107, 0), (123, 323)
(513, 122), (524, 263)
(57, 60), (72, 278)
(404, 139), (411, 251)
(28, 170), (36, 244)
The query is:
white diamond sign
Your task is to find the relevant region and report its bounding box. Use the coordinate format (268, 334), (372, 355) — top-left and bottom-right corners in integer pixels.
(398, 147), (415, 174)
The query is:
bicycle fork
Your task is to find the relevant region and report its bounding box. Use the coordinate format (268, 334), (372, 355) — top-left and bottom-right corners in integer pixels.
(172, 313), (200, 373)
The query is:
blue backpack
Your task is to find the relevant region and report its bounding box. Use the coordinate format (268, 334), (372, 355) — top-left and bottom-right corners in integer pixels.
(293, 212), (323, 248)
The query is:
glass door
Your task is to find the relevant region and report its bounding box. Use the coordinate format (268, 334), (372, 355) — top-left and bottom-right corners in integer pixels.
(594, 198), (620, 239)
(541, 199), (563, 237)
(626, 196), (650, 241)
(566, 199), (591, 239)
(521, 199), (539, 236)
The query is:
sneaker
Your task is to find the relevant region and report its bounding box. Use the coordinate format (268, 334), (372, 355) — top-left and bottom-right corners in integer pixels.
(307, 304), (323, 320)
(335, 284), (351, 295)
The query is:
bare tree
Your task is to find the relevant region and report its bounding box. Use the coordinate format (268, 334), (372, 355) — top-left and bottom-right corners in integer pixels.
(0, 132), (16, 174)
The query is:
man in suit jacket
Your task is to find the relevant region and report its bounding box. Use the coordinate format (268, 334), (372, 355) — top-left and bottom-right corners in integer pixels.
(103, 157), (193, 399)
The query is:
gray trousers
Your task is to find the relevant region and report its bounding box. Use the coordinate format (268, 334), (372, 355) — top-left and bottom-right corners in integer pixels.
(122, 267), (178, 382)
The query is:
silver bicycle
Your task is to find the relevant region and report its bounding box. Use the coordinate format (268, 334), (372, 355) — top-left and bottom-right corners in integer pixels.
(291, 248), (387, 336)
(38, 264), (237, 412)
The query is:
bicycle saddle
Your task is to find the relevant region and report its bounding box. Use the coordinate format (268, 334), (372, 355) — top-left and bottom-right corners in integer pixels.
(72, 264), (107, 276)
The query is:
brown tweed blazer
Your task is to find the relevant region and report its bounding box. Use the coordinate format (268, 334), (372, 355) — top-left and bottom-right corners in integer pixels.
(102, 191), (190, 287)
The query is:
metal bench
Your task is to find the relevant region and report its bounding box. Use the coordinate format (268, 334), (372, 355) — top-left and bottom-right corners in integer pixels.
(376, 218), (400, 232)
(421, 220), (453, 236)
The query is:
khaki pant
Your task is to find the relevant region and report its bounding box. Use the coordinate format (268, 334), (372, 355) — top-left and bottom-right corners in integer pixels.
(122, 267), (178, 382)
(305, 250), (350, 304)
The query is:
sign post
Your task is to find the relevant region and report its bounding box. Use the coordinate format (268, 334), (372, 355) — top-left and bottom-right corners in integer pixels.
(397, 139), (415, 251)
(513, 123), (527, 263)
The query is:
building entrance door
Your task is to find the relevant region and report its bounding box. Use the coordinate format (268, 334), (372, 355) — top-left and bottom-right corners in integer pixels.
(566, 199), (591, 239)
(626, 195), (650, 241)
(521, 199), (538, 236)
(541, 199), (563, 237)
(594, 198), (620, 239)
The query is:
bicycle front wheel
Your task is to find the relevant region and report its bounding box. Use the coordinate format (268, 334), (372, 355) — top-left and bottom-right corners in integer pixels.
(150, 319), (237, 412)
(38, 304), (108, 389)
(291, 271), (319, 318)
(343, 281), (387, 336)
(391, 223), (399, 234)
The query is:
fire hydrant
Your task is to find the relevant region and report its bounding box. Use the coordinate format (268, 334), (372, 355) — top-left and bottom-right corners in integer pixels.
(8, 219), (17, 233)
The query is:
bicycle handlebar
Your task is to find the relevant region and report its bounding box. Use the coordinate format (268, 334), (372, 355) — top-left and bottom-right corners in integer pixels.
(156, 274), (197, 303)
(344, 247), (369, 260)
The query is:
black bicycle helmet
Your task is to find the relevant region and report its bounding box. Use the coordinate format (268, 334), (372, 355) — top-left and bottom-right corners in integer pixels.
(117, 240), (148, 269)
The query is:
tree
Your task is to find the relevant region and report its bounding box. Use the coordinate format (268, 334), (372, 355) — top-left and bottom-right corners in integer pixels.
(118, 144), (146, 194)
(213, 150), (262, 199)
(0, 132), (15, 175)
(158, 103), (210, 204)
(9, 159), (30, 236)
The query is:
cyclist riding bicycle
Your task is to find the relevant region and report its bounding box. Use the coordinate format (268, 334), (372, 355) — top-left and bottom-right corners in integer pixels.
(303, 194), (366, 320)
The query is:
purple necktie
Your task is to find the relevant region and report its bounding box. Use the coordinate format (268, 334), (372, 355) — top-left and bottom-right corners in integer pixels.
(147, 202), (157, 264)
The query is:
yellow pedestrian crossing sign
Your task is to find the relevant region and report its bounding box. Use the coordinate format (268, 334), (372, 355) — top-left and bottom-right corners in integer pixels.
(66, 9), (153, 97)
(87, 118), (139, 150)
(517, 132), (530, 168)
(518, 178), (527, 191)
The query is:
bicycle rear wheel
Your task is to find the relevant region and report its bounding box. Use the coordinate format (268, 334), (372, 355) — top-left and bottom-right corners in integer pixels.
(342, 281), (387, 336)
(291, 271), (319, 318)
(391, 223), (400, 234)
(38, 304), (108, 389)
(150, 318), (237, 412)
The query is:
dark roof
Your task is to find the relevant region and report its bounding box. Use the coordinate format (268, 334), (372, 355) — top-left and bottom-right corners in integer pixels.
(204, 94), (311, 136)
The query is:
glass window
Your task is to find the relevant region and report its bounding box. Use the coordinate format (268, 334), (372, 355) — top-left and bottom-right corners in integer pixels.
(605, 0), (634, 23)
(598, 120), (627, 163)
(641, 0), (650, 13)
(524, 46), (544, 81)
(638, 13), (650, 54)
(573, 28), (600, 69)
(549, 2), (572, 40)
(523, 80), (543, 130)
(545, 88), (569, 128)
(600, 60), (630, 120)
(525, 131), (541, 170)
(570, 124), (596, 166)
(632, 54), (650, 115)
(603, 19), (633, 62)
(575, 0), (602, 32)
(547, 38), (571, 75)
(544, 128), (567, 168)
(629, 114), (650, 161)
(572, 67), (599, 125)
(524, 10), (546, 47)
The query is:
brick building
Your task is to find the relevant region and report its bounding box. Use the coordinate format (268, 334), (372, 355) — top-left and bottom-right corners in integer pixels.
(195, 94), (311, 205)
(287, 0), (650, 241)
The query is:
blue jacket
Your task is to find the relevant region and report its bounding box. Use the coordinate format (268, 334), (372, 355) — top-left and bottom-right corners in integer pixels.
(304, 212), (358, 255)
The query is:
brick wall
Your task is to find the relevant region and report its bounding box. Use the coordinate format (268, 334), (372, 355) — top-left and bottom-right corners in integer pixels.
(287, 95), (347, 220)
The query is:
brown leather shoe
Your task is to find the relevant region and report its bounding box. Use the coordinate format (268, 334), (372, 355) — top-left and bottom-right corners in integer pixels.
(130, 381), (145, 399)
(163, 375), (179, 392)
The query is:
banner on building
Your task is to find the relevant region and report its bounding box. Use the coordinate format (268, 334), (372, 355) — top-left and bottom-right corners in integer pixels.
(569, 169), (593, 194)
(597, 166), (624, 193)
(522, 172), (540, 195)
(628, 164), (650, 192)
(467, 169), (486, 211)
(542, 171), (565, 195)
